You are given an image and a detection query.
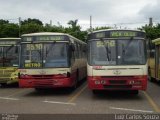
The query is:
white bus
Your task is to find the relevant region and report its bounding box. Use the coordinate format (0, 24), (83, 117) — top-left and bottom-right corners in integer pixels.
(148, 38), (160, 81)
(87, 29), (147, 94)
(19, 32), (87, 89)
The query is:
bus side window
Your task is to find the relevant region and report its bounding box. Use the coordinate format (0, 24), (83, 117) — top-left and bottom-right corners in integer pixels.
(78, 43), (80, 58)
(15, 46), (18, 53)
(76, 42), (79, 58)
(82, 45), (85, 58)
(159, 46), (160, 64)
(74, 42), (77, 58)
(150, 49), (155, 58)
(79, 43), (82, 58)
(69, 44), (75, 65)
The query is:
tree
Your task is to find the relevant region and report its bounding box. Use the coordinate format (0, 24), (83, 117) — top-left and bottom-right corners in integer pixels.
(0, 19), (9, 25)
(140, 24), (160, 40)
(21, 18), (43, 26)
(20, 23), (43, 34)
(0, 22), (19, 37)
(67, 19), (80, 30)
(20, 18), (44, 34)
(66, 19), (87, 41)
(43, 23), (65, 33)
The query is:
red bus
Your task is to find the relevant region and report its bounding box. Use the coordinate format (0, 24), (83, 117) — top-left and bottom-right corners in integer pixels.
(87, 29), (147, 94)
(19, 32), (87, 89)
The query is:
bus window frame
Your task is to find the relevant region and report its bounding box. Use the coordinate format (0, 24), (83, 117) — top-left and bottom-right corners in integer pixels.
(20, 41), (71, 69)
(87, 38), (147, 66)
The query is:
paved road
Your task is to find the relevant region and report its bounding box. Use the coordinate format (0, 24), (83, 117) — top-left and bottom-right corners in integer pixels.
(0, 80), (160, 114)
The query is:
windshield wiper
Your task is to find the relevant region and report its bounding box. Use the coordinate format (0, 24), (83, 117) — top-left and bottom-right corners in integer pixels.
(100, 39), (111, 61)
(33, 44), (42, 58)
(6, 45), (14, 54)
(5, 45), (17, 60)
(122, 37), (134, 54)
(0, 47), (6, 66)
(121, 37), (134, 63)
(46, 42), (56, 57)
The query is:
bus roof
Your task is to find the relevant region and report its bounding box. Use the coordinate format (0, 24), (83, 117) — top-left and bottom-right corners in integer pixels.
(21, 32), (67, 37)
(21, 32), (86, 44)
(88, 29), (145, 40)
(152, 38), (160, 45)
(0, 38), (21, 41)
(89, 29), (145, 34)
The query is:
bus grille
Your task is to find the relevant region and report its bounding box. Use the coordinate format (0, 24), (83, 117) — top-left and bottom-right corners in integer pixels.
(109, 80), (127, 84)
(31, 75), (53, 79)
(34, 80), (53, 87)
(104, 85), (132, 89)
(0, 69), (15, 77)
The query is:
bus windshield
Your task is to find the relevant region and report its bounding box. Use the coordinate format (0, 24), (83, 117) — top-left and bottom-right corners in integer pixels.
(20, 42), (69, 68)
(88, 39), (146, 65)
(0, 45), (19, 67)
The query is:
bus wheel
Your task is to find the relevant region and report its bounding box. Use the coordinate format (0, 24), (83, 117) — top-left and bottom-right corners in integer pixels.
(1, 83), (7, 87)
(92, 90), (99, 94)
(77, 69), (80, 81)
(72, 79), (77, 90)
(35, 88), (44, 91)
(74, 69), (79, 89)
(148, 68), (154, 82)
(148, 76), (154, 82)
(131, 90), (139, 95)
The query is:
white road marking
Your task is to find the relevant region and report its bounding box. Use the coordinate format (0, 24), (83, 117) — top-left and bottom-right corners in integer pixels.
(110, 107), (154, 113)
(43, 100), (76, 106)
(0, 97), (19, 101)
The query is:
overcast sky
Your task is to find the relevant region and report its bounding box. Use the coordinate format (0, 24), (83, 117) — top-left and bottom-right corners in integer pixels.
(0, 0), (159, 30)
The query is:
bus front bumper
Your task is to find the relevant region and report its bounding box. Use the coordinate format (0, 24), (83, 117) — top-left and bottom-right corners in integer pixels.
(87, 76), (147, 91)
(19, 78), (75, 88)
(0, 77), (18, 84)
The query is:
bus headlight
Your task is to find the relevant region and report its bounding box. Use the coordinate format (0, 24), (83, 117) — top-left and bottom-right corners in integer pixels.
(95, 81), (100, 84)
(95, 80), (106, 85)
(129, 80), (141, 85)
(101, 80), (106, 84)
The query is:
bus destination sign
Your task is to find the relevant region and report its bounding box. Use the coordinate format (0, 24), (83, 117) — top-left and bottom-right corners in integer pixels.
(0, 41), (17, 45)
(24, 36), (66, 42)
(110, 31), (136, 37)
(89, 30), (145, 39)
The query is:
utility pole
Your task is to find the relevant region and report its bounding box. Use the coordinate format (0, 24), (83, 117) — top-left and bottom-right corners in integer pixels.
(90, 15), (92, 32)
(149, 17), (153, 27)
(114, 24), (117, 29)
(50, 20), (52, 26)
(18, 17), (21, 37)
(148, 17), (153, 49)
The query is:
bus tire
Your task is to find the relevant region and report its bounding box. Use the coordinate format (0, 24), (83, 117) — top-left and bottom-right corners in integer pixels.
(1, 83), (7, 87)
(92, 90), (99, 94)
(73, 69), (79, 89)
(35, 88), (44, 91)
(148, 76), (154, 82)
(148, 68), (154, 82)
(131, 90), (139, 95)
(77, 69), (79, 81)
(71, 82), (77, 90)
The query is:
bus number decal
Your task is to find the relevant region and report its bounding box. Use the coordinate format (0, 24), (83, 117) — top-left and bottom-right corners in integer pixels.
(25, 63), (41, 68)
(26, 44), (42, 50)
(96, 41), (115, 47)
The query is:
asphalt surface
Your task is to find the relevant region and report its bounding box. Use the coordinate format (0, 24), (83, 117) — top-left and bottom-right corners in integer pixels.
(0, 79), (160, 114)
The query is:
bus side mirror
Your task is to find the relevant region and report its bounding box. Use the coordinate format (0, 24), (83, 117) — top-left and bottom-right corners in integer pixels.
(70, 44), (75, 51)
(83, 46), (87, 52)
(15, 46), (18, 53)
